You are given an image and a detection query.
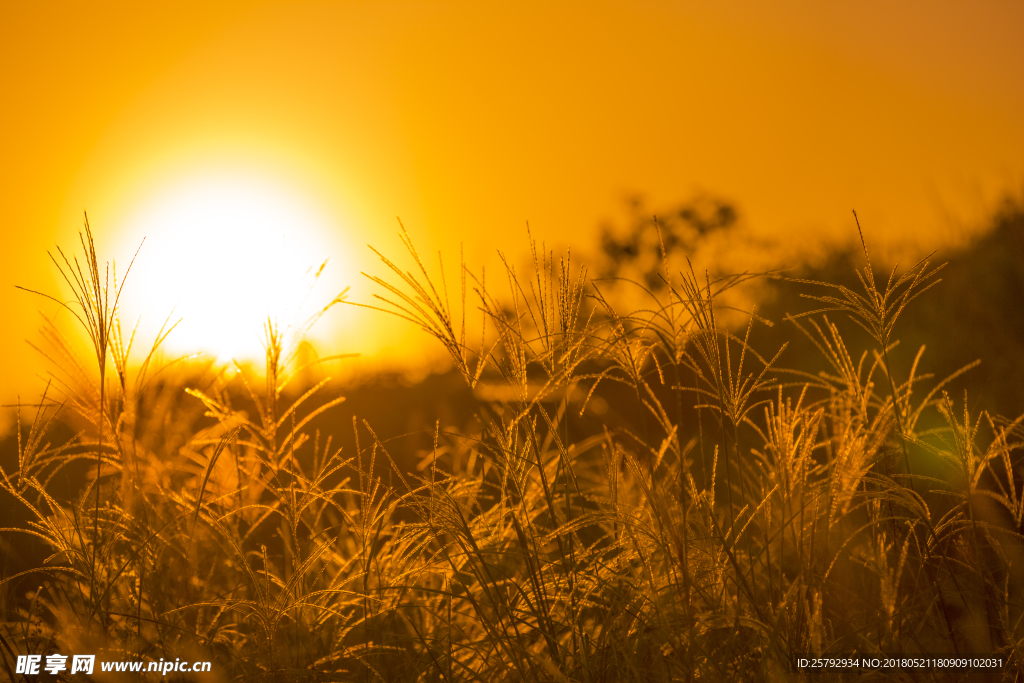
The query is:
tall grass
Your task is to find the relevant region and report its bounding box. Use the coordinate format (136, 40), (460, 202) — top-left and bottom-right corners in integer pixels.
(2, 216), (1022, 681)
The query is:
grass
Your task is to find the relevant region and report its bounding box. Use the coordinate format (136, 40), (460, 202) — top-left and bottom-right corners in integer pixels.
(1, 214), (1023, 681)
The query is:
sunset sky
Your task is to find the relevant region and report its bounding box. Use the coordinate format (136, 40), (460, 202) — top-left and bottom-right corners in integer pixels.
(2, 0), (1022, 407)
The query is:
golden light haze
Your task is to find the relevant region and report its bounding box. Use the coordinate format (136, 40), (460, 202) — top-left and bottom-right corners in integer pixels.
(2, 1), (1022, 409)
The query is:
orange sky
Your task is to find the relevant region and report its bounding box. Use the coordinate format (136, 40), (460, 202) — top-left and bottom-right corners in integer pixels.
(2, 0), (1022, 409)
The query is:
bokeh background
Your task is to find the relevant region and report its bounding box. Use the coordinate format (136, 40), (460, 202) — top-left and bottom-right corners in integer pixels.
(2, 0), (1022, 423)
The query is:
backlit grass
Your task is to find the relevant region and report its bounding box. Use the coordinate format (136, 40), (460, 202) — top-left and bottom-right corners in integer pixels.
(2, 216), (1022, 681)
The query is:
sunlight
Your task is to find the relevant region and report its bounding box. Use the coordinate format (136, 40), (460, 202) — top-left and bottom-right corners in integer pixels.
(113, 169), (350, 364)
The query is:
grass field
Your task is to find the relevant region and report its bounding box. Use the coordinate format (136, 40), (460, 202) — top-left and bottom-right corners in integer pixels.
(2, 210), (1023, 682)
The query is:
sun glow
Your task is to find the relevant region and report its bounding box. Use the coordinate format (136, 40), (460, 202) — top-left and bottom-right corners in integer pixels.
(113, 170), (351, 364)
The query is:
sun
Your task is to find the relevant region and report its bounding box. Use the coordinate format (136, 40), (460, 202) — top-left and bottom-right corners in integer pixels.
(112, 169), (350, 364)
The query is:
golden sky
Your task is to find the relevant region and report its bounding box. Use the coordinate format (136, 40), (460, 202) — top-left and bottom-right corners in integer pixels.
(2, 0), (1022, 406)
